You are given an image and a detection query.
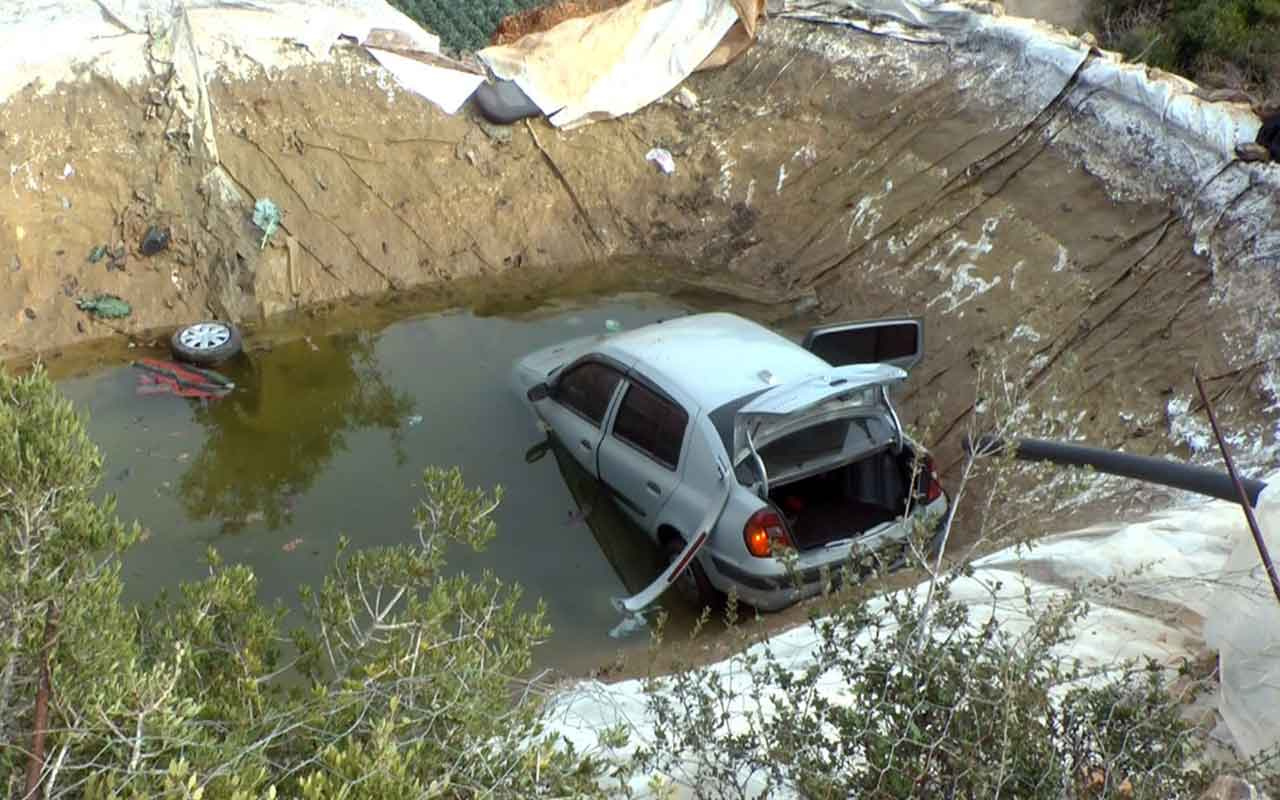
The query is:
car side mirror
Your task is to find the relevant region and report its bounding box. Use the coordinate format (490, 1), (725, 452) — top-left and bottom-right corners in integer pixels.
(527, 382), (550, 402)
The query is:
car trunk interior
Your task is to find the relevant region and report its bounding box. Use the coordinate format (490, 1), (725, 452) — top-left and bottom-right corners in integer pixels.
(769, 446), (915, 551)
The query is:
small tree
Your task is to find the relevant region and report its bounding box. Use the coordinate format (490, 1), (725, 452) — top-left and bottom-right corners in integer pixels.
(0, 365), (604, 798)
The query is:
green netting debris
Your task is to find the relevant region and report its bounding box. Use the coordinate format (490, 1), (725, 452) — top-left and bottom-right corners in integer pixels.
(389, 0), (547, 52)
(76, 294), (132, 319)
(252, 198), (282, 250)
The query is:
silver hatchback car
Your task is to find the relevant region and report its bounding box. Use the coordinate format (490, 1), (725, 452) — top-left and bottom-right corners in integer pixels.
(512, 312), (948, 612)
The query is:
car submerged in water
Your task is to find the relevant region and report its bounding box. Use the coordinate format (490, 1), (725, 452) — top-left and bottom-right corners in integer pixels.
(512, 312), (948, 612)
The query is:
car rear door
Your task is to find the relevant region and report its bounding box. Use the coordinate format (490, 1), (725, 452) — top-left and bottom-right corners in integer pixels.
(802, 317), (923, 370)
(596, 376), (692, 526)
(541, 360), (625, 475)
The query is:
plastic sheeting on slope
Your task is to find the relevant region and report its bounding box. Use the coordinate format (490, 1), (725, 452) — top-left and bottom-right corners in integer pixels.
(544, 478), (1280, 796)
(1204, 496), (1280, 759)
(778, 0), (1262, 169)
(0, 0), (482, 114)
(477, 0), (750, 130)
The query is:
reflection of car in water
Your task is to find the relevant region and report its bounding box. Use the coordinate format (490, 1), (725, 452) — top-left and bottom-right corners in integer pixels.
(514, 313), (949, 612)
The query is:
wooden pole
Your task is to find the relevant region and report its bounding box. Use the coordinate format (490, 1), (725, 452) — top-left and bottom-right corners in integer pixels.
(22, 605), (58, 800)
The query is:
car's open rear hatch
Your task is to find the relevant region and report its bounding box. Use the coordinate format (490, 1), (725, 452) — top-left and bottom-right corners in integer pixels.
(731, 363), (906, 469)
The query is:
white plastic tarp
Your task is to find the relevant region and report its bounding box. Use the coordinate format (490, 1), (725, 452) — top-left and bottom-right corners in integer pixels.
(0, 0), (483, 116)
(478, 0), (743, 130)
(545, 478), (1280, 796)
(1204, 492), (1280, 759)
(778, 0), (1262, 161)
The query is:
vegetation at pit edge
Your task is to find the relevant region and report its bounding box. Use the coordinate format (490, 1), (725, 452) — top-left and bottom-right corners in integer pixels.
(1087, 0), (1280, 97)
(389, 0), (547, 52)
(3, 353), (1277, 797)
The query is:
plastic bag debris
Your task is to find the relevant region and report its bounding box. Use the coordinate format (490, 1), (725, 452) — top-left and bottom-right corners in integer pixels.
(87, 244), (108, 263)
(645, 147), (676, 175)
(252, 198), (282, 249)
(140, 225), (171, 256)
(76, 294), (132, 319)
(472, 79), (541, 125)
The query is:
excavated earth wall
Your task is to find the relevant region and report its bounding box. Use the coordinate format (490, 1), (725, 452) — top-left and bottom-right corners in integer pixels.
(2, 14), (1279, 473)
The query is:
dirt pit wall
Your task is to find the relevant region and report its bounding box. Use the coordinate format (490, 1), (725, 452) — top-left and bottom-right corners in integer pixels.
(2, 17), (1278, 479)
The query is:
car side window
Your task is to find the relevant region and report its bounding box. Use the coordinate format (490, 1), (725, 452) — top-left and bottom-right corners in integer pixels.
(554, 362), (622, 426)
(612, 382), (688, 470)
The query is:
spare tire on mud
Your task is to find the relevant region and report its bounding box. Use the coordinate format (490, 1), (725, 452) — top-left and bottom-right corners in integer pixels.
(170, 321), (242, 366)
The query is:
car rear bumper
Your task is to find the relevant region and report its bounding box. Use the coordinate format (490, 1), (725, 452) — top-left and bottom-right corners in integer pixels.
(703, 495), (949, 612)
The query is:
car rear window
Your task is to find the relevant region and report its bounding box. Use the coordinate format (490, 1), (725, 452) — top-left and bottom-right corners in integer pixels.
(612, 382), (688, 469)
(555, 361), (622, 425)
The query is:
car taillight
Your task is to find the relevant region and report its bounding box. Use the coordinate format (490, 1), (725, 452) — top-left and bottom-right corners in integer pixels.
(922, 456), (943, 503)
(744, 508), (791, 558)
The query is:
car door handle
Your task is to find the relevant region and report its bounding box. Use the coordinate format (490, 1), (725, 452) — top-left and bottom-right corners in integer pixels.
(579, 438), (593, 451)
(645, 481), (662, 495)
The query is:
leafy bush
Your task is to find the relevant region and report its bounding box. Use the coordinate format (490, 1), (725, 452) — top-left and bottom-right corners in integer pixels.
(1087, 0), (1280, 96)
(632, 578), (1217, 799)
(390, 0), (549, 52)
(1, 365), (603, 798)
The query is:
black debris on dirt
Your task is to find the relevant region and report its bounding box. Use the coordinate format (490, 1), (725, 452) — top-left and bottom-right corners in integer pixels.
(140, 225), (171, 256)
(1258, 112), (1280, 161)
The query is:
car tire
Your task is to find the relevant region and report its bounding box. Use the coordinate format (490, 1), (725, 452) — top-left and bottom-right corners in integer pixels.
(171, 321), (242, 366)
(663, 535), (720, 612)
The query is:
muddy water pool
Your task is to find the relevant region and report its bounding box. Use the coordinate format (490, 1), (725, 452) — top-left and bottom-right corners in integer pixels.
(60, 293), (743, 673)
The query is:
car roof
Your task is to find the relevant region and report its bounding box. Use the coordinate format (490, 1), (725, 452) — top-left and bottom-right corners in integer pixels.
(597, 312), (832, 410)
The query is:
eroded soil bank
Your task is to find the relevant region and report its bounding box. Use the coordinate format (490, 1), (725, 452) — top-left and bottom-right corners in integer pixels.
(3, 18), (1277, 480)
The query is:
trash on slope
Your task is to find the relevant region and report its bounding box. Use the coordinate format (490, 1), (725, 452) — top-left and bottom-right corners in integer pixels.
(140, 225), (171, 256)
(645, 148), (675, 175)
(252, 198), (282, 249)
(76, 294), (132, 319)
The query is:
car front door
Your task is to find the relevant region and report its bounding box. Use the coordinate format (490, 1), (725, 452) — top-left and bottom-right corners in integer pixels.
(596, 377), (692, 526)
(542, 360), (625, 475)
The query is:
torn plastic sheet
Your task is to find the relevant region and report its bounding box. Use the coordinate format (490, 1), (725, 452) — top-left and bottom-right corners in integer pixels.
(0, 0), (479, 116)
(1204, 485), (1280, 758)
(478, 0), (745, 130)
(545, 477), (1280, 795)
(365, 47), (485, 115)
(779, 0), (1262, 163)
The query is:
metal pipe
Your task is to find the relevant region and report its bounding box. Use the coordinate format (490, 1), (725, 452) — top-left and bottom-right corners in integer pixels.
(966, 434), (1268, 506)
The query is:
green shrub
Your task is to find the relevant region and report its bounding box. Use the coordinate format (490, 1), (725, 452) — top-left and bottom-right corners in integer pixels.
(1088, 0), (1280, 96)
(390, 0), (550, 52)
(1, 365), (603, 798)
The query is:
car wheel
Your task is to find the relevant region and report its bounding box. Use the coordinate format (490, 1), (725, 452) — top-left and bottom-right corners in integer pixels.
(171, 321), (242, 366)
(663, 535), (720, 612)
